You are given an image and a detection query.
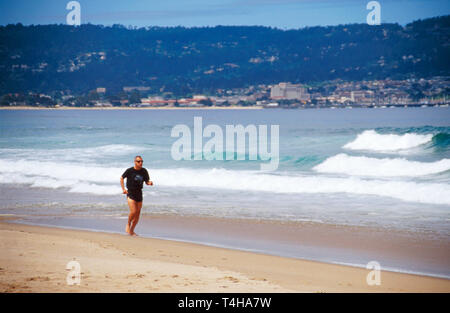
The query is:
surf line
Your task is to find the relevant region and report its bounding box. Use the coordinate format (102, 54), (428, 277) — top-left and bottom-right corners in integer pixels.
(170, 116), (279, 171)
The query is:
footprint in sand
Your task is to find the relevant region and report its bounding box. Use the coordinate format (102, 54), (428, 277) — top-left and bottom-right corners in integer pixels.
(221, 276), (240, 283)
(26, 276), (50, 282)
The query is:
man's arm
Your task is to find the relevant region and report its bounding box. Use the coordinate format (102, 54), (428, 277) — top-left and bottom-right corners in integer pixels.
(144, 169), (153, 186)
(120, 177), (128, 194)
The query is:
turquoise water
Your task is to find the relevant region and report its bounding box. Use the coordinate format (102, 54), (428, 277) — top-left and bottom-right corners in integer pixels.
(0, 107), (449, 235)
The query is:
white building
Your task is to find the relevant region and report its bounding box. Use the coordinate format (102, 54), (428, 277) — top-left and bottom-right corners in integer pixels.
(270, 83), (310, 101)
(123, 86), (151, 92)
(193, 95), (207, 100)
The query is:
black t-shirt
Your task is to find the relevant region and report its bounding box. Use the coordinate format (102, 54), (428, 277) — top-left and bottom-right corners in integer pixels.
(122, 167), (150, 191)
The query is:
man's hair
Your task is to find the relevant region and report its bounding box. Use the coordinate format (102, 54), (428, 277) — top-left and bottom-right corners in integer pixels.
(134, 155), (143, 160)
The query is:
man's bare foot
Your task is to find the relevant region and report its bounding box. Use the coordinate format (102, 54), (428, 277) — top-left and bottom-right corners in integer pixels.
(125, 224), (131, 234)
(131, 232), (138, 236)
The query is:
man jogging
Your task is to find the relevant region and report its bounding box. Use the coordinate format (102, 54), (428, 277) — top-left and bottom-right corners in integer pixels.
(120, 155), (153, 236)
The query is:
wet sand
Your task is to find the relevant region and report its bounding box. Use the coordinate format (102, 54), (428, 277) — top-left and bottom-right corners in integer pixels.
(11, 213), (450, 278)
(1, 220), (449, 293)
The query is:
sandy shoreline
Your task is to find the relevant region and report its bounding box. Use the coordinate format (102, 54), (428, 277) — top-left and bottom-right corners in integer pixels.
(0, 105), (262, 110)
(10, 212), (449, 278)
(1, 221), (449, 293)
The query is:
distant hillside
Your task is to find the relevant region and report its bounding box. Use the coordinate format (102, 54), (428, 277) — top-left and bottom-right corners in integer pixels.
(0, 15), (449, 95)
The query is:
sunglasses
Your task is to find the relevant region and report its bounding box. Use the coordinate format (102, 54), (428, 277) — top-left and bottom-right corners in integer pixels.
(135, 160), (143, 163)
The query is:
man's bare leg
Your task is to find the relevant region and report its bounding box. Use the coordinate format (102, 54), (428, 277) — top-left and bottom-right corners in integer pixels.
(126, 197), (138, 235)
(130, 201), (142, 236)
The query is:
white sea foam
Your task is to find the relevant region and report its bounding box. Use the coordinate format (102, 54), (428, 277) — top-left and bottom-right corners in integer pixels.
(0, 159), (123, 195)
(0, 159), (122, 182)
(343, 130), (433, 152)
(150, 168), (450, 205)
(314, 153), (450, 177)
(1, 159), (449, 205)
(0, 144), (146, 162)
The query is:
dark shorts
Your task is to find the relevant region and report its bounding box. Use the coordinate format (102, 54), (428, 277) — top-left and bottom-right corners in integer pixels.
(127, 190), (143, 202)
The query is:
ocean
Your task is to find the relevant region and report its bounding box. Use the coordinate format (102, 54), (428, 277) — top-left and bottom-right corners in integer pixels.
(0, 107), (449, 276)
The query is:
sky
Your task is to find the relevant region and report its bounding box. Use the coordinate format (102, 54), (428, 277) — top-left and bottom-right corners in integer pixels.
(0, 0), (449, 29)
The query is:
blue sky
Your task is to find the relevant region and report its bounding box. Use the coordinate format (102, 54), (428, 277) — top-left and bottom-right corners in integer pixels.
(0, 0), (449, 29)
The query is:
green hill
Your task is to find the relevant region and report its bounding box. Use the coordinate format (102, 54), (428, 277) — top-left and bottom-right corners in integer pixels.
(0, 15), (448, 95)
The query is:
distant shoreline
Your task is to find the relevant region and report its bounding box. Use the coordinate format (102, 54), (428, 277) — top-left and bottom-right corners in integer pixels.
(0, 105), (262, 110)
(1, 105), (449, 110)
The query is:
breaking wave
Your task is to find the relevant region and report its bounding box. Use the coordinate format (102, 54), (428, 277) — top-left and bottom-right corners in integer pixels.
(314, 153), (450, 177)
(343, 130), (434, 152)
(0, 159), (449, 205)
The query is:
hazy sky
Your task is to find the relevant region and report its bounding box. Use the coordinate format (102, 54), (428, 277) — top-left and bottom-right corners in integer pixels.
(0, 0), (449, 29)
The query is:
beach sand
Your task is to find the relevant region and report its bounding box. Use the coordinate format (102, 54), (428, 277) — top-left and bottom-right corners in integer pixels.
(1, 221), (449, 293)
